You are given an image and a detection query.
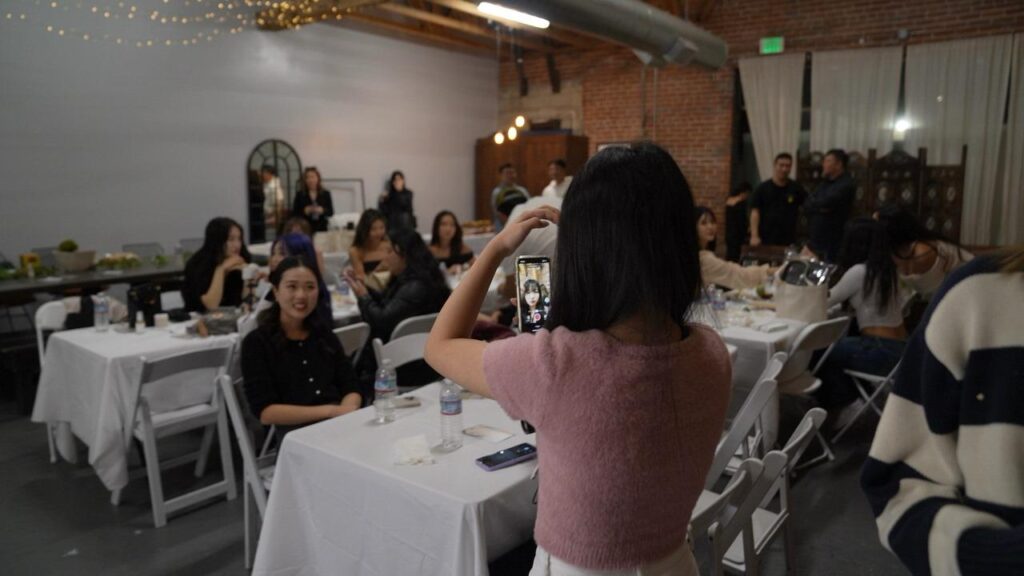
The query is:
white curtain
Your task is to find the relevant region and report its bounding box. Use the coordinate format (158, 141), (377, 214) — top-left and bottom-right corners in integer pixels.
(998, 34), (1024, 245)
(739, 53), (805, 181)
(905, 35), (1013, 245)
(810, 47), (903, 155)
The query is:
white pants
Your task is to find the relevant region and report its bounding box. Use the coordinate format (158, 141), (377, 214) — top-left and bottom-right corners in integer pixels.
(528, 543), (698, 576)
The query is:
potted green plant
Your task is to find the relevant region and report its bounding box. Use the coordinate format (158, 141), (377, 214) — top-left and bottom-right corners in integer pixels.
(53, 239), (96, 273)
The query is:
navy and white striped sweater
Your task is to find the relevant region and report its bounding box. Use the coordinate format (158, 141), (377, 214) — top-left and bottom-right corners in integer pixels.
(861, 256), (1024, 576)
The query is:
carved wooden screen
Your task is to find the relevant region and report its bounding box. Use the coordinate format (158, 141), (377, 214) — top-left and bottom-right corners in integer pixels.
(867, 149), (922, 217)
(919, 146), (967, 242)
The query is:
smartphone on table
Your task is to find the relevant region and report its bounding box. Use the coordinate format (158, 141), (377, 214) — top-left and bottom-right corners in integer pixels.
(515, 256), (552, 334)
(475, 442), (537, 471)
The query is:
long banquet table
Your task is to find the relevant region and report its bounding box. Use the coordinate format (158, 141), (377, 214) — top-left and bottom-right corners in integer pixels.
(252, 382), (538, 576)
(0, 263), (185, 299)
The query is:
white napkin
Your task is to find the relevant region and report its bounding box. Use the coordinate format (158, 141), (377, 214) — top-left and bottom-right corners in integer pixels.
(393, 434), (435, 466)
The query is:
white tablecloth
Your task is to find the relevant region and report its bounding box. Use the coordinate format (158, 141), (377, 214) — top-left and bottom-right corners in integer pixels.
(31, 326), (236, 491)
(253, 383), (537, 576)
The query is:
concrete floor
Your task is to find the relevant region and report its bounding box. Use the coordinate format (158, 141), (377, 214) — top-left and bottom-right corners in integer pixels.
(0, 398), (906, 576)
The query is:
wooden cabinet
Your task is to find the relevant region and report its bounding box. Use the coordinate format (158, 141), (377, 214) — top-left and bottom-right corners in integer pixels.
(474, 133), (590, 219)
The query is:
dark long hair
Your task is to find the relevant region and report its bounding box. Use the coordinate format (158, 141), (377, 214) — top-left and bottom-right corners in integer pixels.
(388, 227), (450, 300)
(695, 206), (718, 252)
(302, 166), (323, 194)
(257, 256), (336, 352)
(520, 278), (547, 313)
(387, 170), (406, 196)
(186, 217), (251, 284)
(547, 143), (702, 333)
(875, 203), (962, 258)
(353, 209), (387, 249)
(275, 233), (332, 325)
(430, 210), (464, 255)
(837, 218), (899, 309)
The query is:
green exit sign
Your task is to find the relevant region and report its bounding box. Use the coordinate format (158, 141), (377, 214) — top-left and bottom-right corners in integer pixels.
(760, 37), (785, 55)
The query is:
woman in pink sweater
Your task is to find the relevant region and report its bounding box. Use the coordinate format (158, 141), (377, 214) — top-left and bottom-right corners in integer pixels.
(425, 143), (732, 575)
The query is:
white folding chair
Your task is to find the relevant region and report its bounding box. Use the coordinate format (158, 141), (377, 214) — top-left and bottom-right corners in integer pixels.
(334, 322), (371, 365)
(220, 375), (275, 569)
(708, 451), (789, 576)
(831, 362), (901, 443)
(388, 313), (438, 341)
(775, 317), (851, 396)
(372, 332), (429, 392)
(35, 301), (67, 464)
(122, 242), (165, 260)
(726, 352), (788, 474)
(112, 346), (237, 527)
(690, 458), (760, 566)
(723, 408), (827, 575)
(704, 378), (778, 490)
(775, 316), (849, 468)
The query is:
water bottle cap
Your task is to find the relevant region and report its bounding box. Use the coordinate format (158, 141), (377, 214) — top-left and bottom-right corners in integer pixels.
(382, 359), (392, 367)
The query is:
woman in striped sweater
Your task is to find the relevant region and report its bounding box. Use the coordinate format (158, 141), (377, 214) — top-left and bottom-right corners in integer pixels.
(861, 246), (1024, 575)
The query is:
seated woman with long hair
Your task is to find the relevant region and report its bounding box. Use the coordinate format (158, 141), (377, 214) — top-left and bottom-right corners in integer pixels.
(348, 209), (391, 282)
(429, 210), (476, 273)
(425, 143), (731, 575)
(183, 217), (252, 312)
(817, 218), (908, 423)
(696, 206), (775, 290)
(241, 256), (361, 434)
(875, 203), (973, 299)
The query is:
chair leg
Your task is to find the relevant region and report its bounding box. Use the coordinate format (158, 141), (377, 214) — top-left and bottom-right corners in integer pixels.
(217, 405), (237, 501)
(796, 432), (835, 470)
(783, 518), (796, 575)
(194, 424), (216, 477)
(111, 488), (122, 506)
(139, 410), (168, 528)
(243, 481), (253, 570)
(46, 424), (57, 464)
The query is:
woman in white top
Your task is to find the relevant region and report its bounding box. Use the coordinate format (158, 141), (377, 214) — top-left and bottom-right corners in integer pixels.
(875, 203), (973, 298)
(696, 207), (775, 290)
(816, 218), (907, 420)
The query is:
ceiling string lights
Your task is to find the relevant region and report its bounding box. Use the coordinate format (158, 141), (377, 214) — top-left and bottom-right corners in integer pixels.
(0, 0), (338, 48)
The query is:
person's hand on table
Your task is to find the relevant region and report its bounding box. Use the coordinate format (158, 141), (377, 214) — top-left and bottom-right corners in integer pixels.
(342, 268), (369, 298)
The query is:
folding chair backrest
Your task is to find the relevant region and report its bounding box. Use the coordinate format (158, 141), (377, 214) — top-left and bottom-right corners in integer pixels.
(35, 301), (67, 367)
(122, 243), (165, 259)
(706, 378), (777, 489)
(389, 313), (438, 341)
(691, 459), (761, 543)
(781, 407), (827, 467)
(140, 346), (232, 386)
(219, 375), (269, 514)
(335, 322), (371, 364)
(759, 352), (788, 385)
(372, 333), (429, 371)
(778, 317), (850, 383)
(711, 451), (789, 564)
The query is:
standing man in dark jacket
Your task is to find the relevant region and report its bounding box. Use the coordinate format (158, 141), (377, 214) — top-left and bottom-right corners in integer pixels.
(805, 149), (856, 262)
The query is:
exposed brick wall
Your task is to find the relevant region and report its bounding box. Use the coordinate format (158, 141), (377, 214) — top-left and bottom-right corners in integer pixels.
(500, 0), (1024, 229)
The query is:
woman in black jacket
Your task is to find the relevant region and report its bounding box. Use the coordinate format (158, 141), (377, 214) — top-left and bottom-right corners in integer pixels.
(183, 217), (252, 313)
(292, 166), (334, 233)
(378, 170), (416, 233)
(343, 227), (450, 388)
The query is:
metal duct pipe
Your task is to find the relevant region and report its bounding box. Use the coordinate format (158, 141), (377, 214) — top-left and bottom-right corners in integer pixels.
(495, 0), (728, 69)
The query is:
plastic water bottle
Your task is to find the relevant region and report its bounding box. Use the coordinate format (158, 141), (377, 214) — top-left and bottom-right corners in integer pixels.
(373, 359), (397, 423)
(93, 293), (110, 332)
(440, 379), (463, 450)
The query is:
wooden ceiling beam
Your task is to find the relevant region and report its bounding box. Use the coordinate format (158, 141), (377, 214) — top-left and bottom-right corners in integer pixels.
(377, 2), (555, 53)
(342, 12), (494, 53)
(426, 0), (593, 48)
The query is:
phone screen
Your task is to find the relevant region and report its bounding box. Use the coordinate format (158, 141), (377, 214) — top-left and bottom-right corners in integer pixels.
(516, 256), (552, 333)
(477, 443), (537, 469)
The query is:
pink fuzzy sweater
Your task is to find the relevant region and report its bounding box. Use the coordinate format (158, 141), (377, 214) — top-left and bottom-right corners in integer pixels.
(483, 324), (731, 569)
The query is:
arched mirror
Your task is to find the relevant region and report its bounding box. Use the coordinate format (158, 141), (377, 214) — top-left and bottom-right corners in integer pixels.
(246, 139), (302, 244)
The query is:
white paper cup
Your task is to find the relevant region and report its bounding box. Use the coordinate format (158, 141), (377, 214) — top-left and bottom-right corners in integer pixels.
(154, 313), (170, 328)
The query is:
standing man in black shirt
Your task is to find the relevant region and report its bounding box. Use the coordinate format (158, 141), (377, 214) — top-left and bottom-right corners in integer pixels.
(805, 148), (857, 262)
(750, 152), (805, 248)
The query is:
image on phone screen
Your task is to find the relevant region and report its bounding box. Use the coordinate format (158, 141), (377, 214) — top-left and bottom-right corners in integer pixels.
(516, 257), (551, 333)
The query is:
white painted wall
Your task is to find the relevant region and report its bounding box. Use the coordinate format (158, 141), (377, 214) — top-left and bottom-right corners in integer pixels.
(0, 20), (497, 257)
